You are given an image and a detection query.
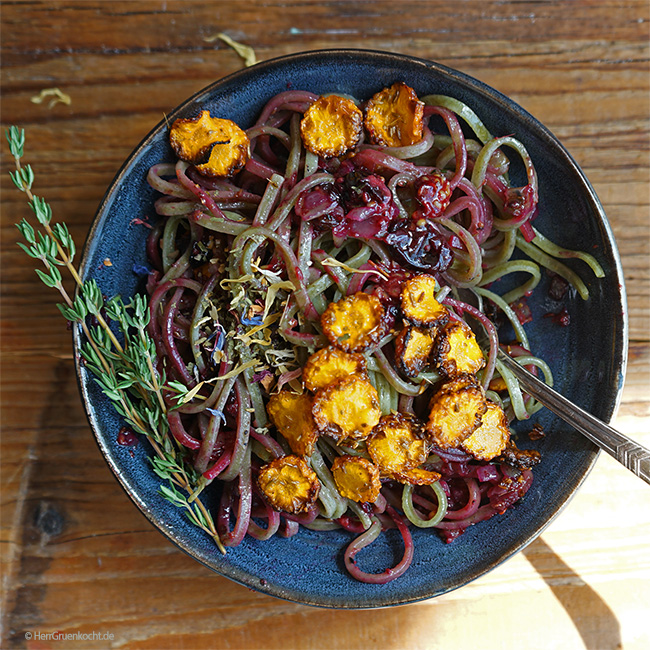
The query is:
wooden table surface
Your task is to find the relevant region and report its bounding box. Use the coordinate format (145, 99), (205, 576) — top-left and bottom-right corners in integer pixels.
(1, 2), (649, 649)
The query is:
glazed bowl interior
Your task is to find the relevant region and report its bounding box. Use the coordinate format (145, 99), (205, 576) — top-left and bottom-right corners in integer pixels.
(75, 49), (627, 608)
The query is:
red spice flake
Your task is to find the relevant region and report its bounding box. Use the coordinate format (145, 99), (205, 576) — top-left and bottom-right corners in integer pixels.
(130, 216), (153, 229)
(117, 426), (139, 447)
(439, 528), (464, 544)
(544, 306), (570, 327)
(510, 297), (533, 325)
(448, 234), (463, 250)
(519, 220), (535, 242)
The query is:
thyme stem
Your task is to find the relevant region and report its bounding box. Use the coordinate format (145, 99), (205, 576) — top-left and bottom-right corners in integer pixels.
(7, 125), (225, 554)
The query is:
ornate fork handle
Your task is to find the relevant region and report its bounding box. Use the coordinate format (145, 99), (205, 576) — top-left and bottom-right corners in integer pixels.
(497, 350), (650, 486)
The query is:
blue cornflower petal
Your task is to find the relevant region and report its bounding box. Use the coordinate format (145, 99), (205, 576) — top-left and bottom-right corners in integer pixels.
(132, 263), (151, 277)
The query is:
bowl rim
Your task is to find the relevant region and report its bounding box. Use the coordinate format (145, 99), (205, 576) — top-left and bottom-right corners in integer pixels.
(73, 48), (628, 608)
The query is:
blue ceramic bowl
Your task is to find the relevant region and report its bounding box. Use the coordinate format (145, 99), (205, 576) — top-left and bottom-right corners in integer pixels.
(75, 50), (627, 608)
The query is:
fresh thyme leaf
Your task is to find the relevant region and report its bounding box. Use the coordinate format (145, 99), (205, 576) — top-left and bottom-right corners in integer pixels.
(16, 241), (38, 259)
(150, 456), (178, 481)
(83, 279), (105, 315)
(35, 266), (61, 289)
(159, 483), (186, 506)
(6, 126), (25, 158)
(57, 302), (81, 322)
(185, 503), (209, 529)
(52, 221), (75, 258)
(29, 195), (52, 226)
(9, 165), (34, 192)
(167, 380), (188, 393)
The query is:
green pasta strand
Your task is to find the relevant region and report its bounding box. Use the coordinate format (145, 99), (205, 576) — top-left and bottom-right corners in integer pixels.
(479, 259), (541, 305)
(474, 287), (529, 349)
(515, 234), (591, 300)
(402, 483), (448, 528)
(161, 214), (186, 273)
(311, 444), (348, 519)
(482, 229), (517, 268)
(495, 358), (530, 421)
(422, 95), (493, 143)
(530, 227), (605, 278)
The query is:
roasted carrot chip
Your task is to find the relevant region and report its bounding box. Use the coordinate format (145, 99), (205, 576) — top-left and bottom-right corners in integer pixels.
(303, 347), (367, 392)
(461, 401), (510, 461)
(364, 82), (424, 147)
(169, 110), (250, 177)
(435, 320), (485, 377)
(488, 376), (508, 392)
(496, 440), (541, 470)
(331, 455), (381, 503)
(437, 372), (481, 394)
(397, 466), (442, 485)
(300, 95), (363, 158)
(312, 376), (381, 442)
(401, 274), (449, 327)
(321, 292), (387, 352)
(367, 413), (430, 483)
(394, 326), (435, 378)
(425, 375), (487, 449)
(257, 455), (320, 514)
(266, 390), (319, 457)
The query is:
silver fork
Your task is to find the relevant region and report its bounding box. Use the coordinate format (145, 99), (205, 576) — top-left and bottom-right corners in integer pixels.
(497, 349), (650, 485)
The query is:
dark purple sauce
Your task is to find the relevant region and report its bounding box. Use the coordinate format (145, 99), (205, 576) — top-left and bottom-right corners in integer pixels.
(385, 220), (453, 273)
(297, 159), (454, 275)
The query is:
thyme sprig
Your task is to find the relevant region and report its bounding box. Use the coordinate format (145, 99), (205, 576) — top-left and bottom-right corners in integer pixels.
(6, 126), (225, 553)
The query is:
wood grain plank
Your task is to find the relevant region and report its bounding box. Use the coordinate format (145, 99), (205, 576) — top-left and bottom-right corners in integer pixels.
(2, 1), (649, 649)
(2, 0), (649, 62)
